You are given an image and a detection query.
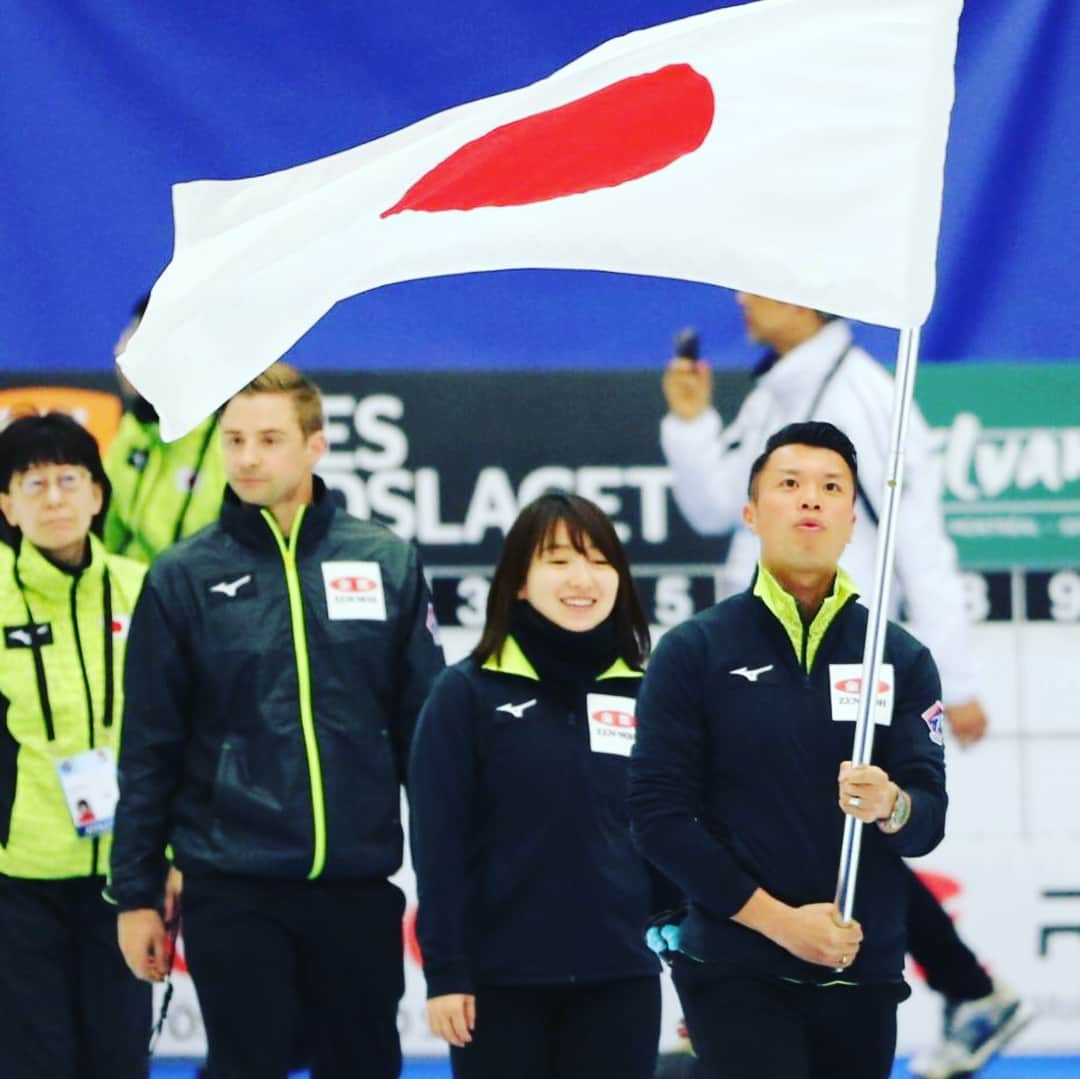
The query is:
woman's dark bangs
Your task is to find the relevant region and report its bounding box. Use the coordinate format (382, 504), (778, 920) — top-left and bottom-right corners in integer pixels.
(536, 500), (617, 563)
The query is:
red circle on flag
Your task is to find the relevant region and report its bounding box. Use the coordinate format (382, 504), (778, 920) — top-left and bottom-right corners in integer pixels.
(382, 64), (715, 217)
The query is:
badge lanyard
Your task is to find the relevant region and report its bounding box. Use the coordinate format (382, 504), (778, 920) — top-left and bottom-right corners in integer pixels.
(10, 559), (115, 740)
(171, 415), (218, 544)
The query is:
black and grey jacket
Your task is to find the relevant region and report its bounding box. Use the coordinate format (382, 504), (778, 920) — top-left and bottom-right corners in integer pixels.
(109, 479), (445, 910)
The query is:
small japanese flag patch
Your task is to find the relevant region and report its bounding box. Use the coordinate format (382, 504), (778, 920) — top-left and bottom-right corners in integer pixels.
(922, 701), (946, 746)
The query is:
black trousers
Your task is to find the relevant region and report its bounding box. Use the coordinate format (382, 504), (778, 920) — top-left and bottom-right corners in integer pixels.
(450, 976), (661, 1079)
(905, 864), (993, 1001)
(672, 960), (906, 1079)
(0, 874), (150, 1079)
(181, 875), (405, 1079)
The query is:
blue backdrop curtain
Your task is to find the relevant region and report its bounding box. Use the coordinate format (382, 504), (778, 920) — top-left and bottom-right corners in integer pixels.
(1, 0), (1076, 372)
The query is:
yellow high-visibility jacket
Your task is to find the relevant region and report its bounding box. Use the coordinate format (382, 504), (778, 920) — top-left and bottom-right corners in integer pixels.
(103, 412), (224, 564)
(0, 534), (145, 878)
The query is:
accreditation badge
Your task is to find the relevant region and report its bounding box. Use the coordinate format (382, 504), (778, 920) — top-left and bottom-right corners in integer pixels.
(586, 694), (638, 757)
(828, 664), (895, 726)
(55, 746), (119, 838)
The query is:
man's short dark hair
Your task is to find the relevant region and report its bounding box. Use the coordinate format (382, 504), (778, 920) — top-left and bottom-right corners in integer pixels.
(747, 421), (858, 499)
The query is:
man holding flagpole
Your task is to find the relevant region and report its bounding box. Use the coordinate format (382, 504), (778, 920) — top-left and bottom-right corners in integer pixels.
(658, 295), (1033, 1078)
(630, 421), (947, 1079)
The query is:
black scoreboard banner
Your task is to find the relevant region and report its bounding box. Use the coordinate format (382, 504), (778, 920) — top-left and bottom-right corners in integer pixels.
(2, 369), (1078, 630)
(427, 564), (1080, 628)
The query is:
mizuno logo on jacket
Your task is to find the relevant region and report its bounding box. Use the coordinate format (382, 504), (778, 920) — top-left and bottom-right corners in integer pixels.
(208, 574), (253, 598)
(729, 664), (773, 682)
(495, 699), (538, 719)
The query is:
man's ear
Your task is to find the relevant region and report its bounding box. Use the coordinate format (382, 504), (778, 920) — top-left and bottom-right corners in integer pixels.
(742, 500), (758, 535)
(308, 429), (328, 463)
(0, 493), (15, 528)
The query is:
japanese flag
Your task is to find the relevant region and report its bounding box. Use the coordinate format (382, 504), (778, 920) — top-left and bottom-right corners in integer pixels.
(122, 0), (963, 440)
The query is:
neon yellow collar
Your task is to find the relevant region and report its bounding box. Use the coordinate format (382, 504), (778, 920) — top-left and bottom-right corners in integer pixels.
(481, 635), (642, 681)
(753, 562), (858, 671)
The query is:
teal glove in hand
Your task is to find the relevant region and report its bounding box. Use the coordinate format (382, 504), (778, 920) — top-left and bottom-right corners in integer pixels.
(645, 923), (682, 955)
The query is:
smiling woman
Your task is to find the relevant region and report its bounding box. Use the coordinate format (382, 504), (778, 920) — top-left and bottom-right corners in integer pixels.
(515, 519), (620, 630)
(408, 492), (670, 1079)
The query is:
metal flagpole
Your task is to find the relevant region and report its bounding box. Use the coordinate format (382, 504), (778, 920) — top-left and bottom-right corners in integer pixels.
(834, 325), (923, 925)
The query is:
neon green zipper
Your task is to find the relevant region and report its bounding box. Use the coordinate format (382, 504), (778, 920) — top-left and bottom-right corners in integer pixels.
(262, 507), (327, 879)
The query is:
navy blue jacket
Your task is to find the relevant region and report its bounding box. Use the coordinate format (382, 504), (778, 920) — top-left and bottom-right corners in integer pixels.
(629, 580), (946, 985)
(409, 636), (664, 997)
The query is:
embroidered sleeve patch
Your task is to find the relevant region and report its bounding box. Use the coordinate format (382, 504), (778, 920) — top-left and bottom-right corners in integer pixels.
(921, 700), (946, 746)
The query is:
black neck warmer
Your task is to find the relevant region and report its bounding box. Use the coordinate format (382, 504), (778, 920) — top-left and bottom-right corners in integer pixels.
(509, 600), (620, 699)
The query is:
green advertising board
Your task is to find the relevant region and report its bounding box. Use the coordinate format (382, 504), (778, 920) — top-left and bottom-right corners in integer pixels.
(917, 364), (1080, 569)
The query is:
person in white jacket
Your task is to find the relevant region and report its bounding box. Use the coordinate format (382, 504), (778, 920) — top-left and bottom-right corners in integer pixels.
(659, 292), (1032, 1079)
(662, 294), (985, 739)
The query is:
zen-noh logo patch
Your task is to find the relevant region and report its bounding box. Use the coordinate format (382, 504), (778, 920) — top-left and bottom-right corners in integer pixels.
(586, 693), (637, 758)
(829, 664), (895, 726)
(321, 561), (387, 621)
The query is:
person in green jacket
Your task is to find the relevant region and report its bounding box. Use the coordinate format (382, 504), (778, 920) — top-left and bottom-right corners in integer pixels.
(104, 295), (225, 562)
(0, 412), (150, 1078)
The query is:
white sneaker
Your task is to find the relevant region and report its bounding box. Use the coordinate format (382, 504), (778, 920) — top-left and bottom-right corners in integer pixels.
(909, 984), (1036, 1079)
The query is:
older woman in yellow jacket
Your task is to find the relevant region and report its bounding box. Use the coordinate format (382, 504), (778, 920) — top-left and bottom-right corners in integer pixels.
(0, 413), (149, 1079)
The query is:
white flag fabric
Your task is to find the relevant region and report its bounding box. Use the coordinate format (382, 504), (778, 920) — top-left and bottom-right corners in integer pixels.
(122, 0), (963, 440)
